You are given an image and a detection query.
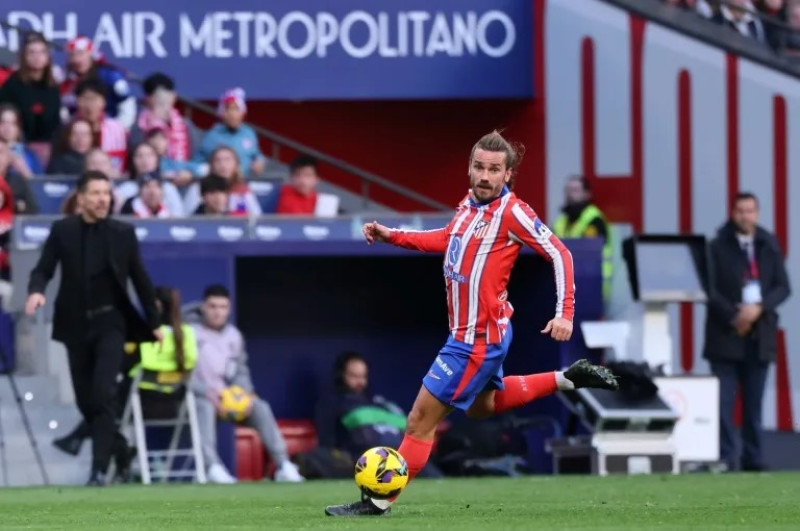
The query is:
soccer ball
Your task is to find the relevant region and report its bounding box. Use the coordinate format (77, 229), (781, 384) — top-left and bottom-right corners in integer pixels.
(218, 385), (253, 422)
(354, 446), (409, 499)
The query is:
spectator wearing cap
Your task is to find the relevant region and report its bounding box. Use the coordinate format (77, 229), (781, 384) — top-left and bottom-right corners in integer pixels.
(146, 127), (206, 187)
(130, 73), (195, 161)
(198, 88), (266, 178)
(46, 117), (94, 175)
(59, 36), (136, 129)
(73, 77), (127, 173)
(194, 175), (229, 216)
(120, 172), (171, 218)
(0, 33), (62, 144)
(114, 141), (184, 216)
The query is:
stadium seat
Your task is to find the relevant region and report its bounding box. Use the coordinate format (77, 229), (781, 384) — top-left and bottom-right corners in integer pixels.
(30, 177), (77, 215)
(235, 420), (318, 480)
(249, 178), (283, 213)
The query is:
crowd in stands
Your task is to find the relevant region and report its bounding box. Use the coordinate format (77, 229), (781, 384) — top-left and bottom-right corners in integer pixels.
(664, 0), (800, 55)
(0, 32), (341, 224)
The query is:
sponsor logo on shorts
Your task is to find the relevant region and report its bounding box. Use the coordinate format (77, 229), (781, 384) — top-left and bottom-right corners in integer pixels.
(435, 356), (454, 377)
(427, 371), (441, 380)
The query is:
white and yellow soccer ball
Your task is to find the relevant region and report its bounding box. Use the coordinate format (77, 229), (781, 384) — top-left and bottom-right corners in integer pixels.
(354, 446), (409, 499)
(218, 385), (253, 422)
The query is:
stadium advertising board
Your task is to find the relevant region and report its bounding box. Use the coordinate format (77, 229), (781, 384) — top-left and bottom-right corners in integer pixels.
(0, 0), (533, 100)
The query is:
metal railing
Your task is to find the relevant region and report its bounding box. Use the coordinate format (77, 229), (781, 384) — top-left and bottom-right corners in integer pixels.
(0, 20), (451, 212)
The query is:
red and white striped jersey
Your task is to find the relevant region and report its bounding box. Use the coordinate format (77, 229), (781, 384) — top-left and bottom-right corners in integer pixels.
(98, 115), (127, 173)
(388, 190), (575, 345)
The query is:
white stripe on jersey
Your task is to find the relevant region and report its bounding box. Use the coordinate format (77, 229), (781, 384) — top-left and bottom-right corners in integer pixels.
(448, 208), (474, 335)
(464, 194), (511, 344)
(510, 204), (570, 318)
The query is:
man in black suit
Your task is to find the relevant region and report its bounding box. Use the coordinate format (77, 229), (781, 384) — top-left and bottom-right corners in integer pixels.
(25, 170), (163, 485)
(704, 192), (791, 472)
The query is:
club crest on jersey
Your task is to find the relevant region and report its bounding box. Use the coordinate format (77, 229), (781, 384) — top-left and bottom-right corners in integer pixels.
(473, 219), (490, 240)
(533, 218), (552, 238)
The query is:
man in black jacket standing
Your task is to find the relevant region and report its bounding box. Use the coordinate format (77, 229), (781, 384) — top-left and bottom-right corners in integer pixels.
(25, 170), (162, 485)
(704, 192), (791, 472)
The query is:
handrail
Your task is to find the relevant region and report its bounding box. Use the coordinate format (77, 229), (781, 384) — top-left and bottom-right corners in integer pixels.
(177, 98), (450, 211)
(0, 20), (451, 212)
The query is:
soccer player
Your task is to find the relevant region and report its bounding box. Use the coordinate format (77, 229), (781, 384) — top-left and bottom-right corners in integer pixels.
(325, 131), (618, 517)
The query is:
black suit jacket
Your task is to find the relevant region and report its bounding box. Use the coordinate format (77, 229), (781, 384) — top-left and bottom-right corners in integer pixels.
(703, 221), (791, 363)
(27, 215), (159, 346)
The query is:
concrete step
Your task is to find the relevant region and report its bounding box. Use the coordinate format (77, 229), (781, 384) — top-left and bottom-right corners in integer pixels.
(0, 374), (63, 406)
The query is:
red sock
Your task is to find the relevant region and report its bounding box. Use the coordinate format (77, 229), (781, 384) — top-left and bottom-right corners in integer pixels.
(493, 372), (558, 414)
(386, 434), (433, 502)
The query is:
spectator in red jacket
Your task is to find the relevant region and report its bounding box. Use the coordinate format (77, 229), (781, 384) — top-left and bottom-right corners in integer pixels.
(276, 155), (320, 215)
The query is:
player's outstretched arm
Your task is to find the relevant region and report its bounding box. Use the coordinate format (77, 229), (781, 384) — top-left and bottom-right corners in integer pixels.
(364, 220), (450, 253)
(506, 201), (576, 336)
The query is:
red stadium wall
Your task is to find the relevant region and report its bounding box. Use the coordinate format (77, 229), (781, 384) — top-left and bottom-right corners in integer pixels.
(243, 100), (543, 212)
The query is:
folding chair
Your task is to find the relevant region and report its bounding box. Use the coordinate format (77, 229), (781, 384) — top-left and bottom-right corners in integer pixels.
(119, 326), (207, 484)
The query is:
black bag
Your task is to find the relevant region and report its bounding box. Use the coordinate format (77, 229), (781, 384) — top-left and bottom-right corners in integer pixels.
(293, 447), (354, 480)
(433, 417), (528, 476)
(606, 361), (659, 401)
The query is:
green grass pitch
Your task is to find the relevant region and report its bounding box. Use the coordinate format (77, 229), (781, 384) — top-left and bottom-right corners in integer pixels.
(1, 473), (798, 530)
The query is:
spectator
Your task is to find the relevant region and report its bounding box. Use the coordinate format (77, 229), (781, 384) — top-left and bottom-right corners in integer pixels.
(60, 190), (81, 216)
(315, 352), (443, 478)
(276, 156), (320, 216)
(552, 175), (613, 304)
(120, 173), (172, 218)
(146, 127), (205, 187)
(198, 88), (266, 177)
(0, 141), (38, 214)
(74, 78), (127, 173)
(0, 33), (61, 145)
(663, 0), (714, 17)
(0, 104), (43, 177)
(46, 118), (94, 175)
(130, 73), (194, 161)
(59, 36), (136, 129)
(114, 142), (184, 216)
(0, 177), (14, 280)
(190, 284), (304, 484)
(183, 146), (261, 216)
(84, 147), (122, 182)
(703, 192), (791, 472)
(713, 0), (768, 43)
(194, 175), (229, 216)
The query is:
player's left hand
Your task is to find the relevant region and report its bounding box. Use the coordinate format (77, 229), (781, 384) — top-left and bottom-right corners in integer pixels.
(541, 317), (573, 342)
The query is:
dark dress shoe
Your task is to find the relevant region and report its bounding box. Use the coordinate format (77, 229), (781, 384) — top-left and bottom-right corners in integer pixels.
(114, 446), (137, 484)
(86, 471), (107, 486)
(53, 434), (84, 457)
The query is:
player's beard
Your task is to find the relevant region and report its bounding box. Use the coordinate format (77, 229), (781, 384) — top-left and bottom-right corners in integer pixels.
(471, 180), (502, 203)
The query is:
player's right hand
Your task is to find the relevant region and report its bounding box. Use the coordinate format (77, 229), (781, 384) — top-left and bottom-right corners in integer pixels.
(25, 293), (46, 316)
(362, 221), (391, 244)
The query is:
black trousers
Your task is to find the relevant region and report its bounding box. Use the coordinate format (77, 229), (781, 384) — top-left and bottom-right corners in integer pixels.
(67, 310), (126, 473)
(711, 338), (770, 470)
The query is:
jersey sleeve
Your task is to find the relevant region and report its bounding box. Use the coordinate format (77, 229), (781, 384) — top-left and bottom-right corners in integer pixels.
(507, 201), (576, 321)
(388, 226), (449, 253)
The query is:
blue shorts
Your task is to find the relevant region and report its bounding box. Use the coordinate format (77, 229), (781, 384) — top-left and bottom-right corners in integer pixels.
(422, 323), (513, 411)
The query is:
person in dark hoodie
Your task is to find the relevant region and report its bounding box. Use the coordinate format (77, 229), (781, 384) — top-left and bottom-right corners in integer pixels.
(703, 192), (790, 472)
(315, 352), (442, 478)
